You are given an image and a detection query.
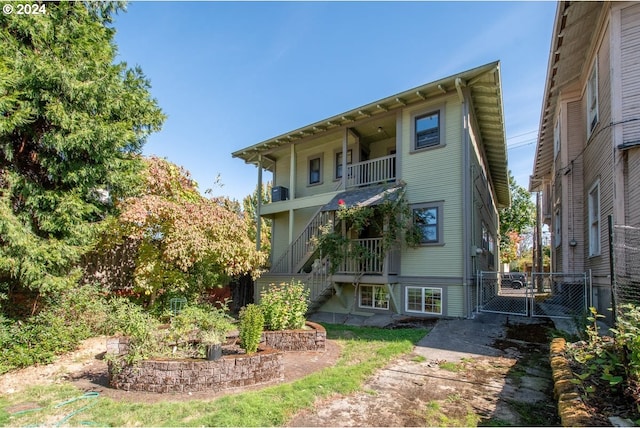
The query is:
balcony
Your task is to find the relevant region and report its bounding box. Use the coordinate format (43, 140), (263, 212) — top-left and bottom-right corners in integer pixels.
(336, 238), (399, 276)
(346, 154), (396, 188)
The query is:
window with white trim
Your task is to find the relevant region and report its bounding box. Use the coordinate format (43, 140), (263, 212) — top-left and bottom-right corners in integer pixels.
(359, 285), (389, 310)
(588, 181), (600, 256)
(405, 287), (442, 315)
(587, 61), (599, 137)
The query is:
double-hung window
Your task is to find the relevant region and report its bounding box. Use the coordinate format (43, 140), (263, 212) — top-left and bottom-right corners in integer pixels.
(588, 181), (600, 256)
(415, 111), (440, 149)
(309, 156), (322, 185)
(413, 202), (443, 245)
(335, 149), (352, 180)
(410, 107), (444, 152)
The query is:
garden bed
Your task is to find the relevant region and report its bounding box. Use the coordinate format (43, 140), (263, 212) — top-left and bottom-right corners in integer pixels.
(261, 321), (326, 352)
(107, 344), (283, 393)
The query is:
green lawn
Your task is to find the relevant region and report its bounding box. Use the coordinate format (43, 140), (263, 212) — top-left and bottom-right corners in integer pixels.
(0, 324), (427, 427)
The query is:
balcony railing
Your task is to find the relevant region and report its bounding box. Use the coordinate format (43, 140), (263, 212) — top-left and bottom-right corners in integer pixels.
(346, 154), (396, 188)
(338, 238), (384, 274)
(271, 210), (335, 274)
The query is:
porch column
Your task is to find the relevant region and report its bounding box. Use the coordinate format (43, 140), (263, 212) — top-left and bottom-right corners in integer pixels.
(342, 129), (348, 190)
(290, 144), (296, 201)
(256, 155), (263, 252)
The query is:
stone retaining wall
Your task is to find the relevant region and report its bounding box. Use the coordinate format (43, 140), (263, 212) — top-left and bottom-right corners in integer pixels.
(108, 347), (283, 393)
(549, 337), (593, 426)
(262, 321), (326, 351)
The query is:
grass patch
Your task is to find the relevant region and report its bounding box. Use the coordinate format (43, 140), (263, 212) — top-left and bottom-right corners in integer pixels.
(422, 400), (480, 427)
(1, 324), (427, 427)
(438, 361), (465, 372)
(411, 355), (427, 363)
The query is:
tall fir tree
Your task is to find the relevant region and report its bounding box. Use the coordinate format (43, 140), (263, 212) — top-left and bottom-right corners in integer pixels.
(0, 2), (165, 298)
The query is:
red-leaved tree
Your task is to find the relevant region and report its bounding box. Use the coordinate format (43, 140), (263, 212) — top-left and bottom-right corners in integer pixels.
(98, 157), (266, 308)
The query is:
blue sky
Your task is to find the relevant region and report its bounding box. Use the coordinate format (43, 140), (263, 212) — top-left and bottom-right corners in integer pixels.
(113, 1), (556, 201)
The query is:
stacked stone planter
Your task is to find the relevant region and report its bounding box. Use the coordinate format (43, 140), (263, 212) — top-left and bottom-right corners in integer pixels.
(107, 336), (283, 393)
(262, 321), (326, 351)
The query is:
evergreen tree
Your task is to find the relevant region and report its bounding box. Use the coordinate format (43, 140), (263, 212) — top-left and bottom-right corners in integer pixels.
(0, 2), (165, 298)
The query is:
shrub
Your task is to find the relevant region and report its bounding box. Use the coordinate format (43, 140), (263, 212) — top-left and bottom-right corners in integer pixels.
(260, 280), (309, 331)
(239, 304), (264, 354)
(612, 303), (640, 382)
(169, 303), (234, 347)
(0, 285), (114, 374)
(105, 297), (162, 365)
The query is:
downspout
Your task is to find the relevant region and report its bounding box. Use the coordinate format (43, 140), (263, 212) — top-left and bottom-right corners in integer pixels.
(455, 78), (466, 104)
(459, 81), (471, 318)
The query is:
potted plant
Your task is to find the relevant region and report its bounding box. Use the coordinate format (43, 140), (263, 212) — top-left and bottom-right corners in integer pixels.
(201, 328), (227, 360)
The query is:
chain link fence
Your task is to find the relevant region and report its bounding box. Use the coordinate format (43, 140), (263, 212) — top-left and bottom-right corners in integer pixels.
(529, 272), (590, 318)
(612, 224), (640, 317)
(475, 271), (589, 319)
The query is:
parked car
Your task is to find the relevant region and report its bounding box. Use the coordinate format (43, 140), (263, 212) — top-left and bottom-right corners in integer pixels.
(501, 272), (526, 289)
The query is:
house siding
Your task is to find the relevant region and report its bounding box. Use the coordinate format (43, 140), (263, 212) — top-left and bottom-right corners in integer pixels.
(626, 150), (640, 226)
(237, 63), (507, 320)
(621, 3), (640, 227)
(400, 96), (464, 278)
(467, 95), (500, 276)
(621, 3), (640, 145)
(295, 143), (336, 198)
(567, 100), (586, 273)
(582, 22), (614, 311)
(271, 213), (290, 267)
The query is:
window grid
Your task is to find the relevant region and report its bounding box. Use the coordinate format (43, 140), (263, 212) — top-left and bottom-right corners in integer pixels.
(414, 206), (439, 244)
(405, 287), (442, 315)
(359, 285), (389, 310)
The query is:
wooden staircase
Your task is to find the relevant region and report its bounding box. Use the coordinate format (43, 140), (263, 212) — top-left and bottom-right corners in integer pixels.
(271, 207), (337, 274)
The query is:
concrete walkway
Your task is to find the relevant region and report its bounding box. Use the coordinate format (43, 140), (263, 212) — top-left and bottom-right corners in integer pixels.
(308, 311), (577, 360)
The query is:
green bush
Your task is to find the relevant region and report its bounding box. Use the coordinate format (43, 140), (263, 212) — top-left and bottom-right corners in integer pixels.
(169, 303), (234, 346)
(0, 285), (114, 374)
(612, 303), (640, 382)
(105, 297), (162, 365)
(239, 304), (264, 354)
(259, 280), (309, 331)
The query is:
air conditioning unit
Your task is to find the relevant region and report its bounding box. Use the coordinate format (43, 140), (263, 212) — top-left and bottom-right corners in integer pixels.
(271, 186), (289, 202)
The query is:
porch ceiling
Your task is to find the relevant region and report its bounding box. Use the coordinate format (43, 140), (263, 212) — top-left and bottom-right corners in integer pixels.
(530, 1), (602, 191)
(232, 61), (509, 207)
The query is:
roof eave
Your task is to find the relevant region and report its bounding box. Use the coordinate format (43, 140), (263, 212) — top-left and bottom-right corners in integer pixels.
(232, 61), (501, 164)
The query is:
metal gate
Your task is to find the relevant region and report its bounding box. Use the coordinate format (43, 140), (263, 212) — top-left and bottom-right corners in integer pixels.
(477, 271), (591, 319)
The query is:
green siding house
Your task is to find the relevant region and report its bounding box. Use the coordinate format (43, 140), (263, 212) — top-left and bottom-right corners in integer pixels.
(233, 62), (509, 319)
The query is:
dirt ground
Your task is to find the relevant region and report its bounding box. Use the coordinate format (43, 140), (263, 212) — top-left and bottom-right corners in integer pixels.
(0, 319), (560, 426)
